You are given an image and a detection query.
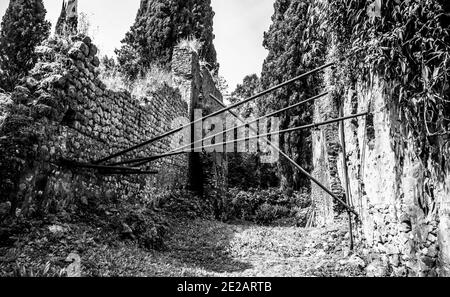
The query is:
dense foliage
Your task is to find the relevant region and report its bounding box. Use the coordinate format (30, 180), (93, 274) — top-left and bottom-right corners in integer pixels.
(0, 0), (51, 91)
(116, 0), (218, 80)
(258, 0), (450, 194)
(226, 74), (279, 191)
(322, 0), (450, 175)
(224, 188), (311, 226)
(229, 74), (260, 117)
(227, 153), (279, 190)
(260, 0), (327, 191)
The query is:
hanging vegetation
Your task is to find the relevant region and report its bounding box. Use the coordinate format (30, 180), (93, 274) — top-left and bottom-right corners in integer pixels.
(321, 0), (450, 174)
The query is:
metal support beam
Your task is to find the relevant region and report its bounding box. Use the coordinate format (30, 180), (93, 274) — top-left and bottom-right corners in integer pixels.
(107, 92), (329, 167)
(340, 105), (355, 249)
(210, 94), (360, 219)
(118, 112), (369, 169)
(93, 63), (335, 164)
(192, 111), (369, 151)
(60, 159), (142, 172)
(99, 171), (159, 175)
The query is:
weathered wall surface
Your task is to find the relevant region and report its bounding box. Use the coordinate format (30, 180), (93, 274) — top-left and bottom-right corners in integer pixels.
(0, 36), (225, 222)
(312, 72), (450, 276)
(172, 45), (228, 212)
(311, 91), (345, 227)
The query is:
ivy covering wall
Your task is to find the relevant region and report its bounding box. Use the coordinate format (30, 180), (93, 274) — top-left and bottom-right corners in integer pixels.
(260, 0), (449, 191)
(324, 0), (450, 175)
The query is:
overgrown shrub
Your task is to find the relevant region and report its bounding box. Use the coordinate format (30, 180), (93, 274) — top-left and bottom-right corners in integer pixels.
(255, 203), (277, 225)
(119, 207), (169, 251)
(255, 203), (291, 225)
(72, 191), (170, 251)
(159, 190), (215, 220)
(99, 59), (172, 102)
(227, 153), (279, 190)
(224, 187), (311, 226)
(230, 190), (262, 221)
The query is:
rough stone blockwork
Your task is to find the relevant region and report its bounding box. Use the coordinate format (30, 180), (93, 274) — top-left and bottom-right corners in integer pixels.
(0, 35), (227, 222)
(172, 46), (228, 209)
(311, 89), (345, 227)
(313, 72), (450, 276)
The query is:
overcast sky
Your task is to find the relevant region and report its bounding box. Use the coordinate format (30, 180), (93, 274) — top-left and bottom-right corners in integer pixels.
(0, 0), (274, 91)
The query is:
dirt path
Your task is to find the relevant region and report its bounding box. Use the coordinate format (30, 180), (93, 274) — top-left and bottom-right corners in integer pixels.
(77, 216), (366, 277)
(151, 217), (366, 277)
(0, 216), (367, 277)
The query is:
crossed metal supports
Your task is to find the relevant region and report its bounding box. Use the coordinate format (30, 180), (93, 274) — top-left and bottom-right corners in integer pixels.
(60, 159), (159, 175)
(62, 61), (367, 228)
(208, 93), (362, 218)
(92, 62), (335, 165)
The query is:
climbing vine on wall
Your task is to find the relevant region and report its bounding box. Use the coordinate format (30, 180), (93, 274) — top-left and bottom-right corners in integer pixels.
(320, 0), (450, 173)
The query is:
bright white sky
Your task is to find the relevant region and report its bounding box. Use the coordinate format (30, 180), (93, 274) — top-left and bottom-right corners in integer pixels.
(0, 0), (274, 91)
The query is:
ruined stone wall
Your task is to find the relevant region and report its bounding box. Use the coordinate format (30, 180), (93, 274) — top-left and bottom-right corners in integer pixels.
(312, 72), (450, 276)
(0, 37), (226, 222)
(345, 77), (449, 277)
(0, 35), (190, 221)
(172, 45), (228, 209)
(311, 91), (346, 227)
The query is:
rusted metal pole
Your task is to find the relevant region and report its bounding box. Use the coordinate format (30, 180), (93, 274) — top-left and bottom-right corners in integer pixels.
(208, 92), (327, 145)
(60, 159), (142, 172)
(106, 92), (328, 167)
(124, 112), (367, 217)
(93, 63), (335, 164)
(99, 171), (159, 175)
(210, 111), (368, 143)
(190, 99), (357, 155)
(121, 112), (369, 169)
(133, 151), (188, 166)
(277, 147), (359, 218)
(93, 128), (185, 165)
(340, 105), (355, 250)
(210, 93), (360, 219)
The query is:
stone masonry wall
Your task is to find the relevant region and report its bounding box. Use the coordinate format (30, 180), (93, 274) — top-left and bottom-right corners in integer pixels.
(312, 72), (450, 276)
(344, 76), (449, 277)
(0, 36), (226, 223)
(0, 35), (192, 221)
(311, 71), (347, 227)
(172, 45), (228, 211)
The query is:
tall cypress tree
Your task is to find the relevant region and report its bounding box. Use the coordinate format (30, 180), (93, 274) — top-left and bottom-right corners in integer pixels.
(260, 0), (326, 191)
(0, 0), (51, 92)
(116, 0), (218, 80)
